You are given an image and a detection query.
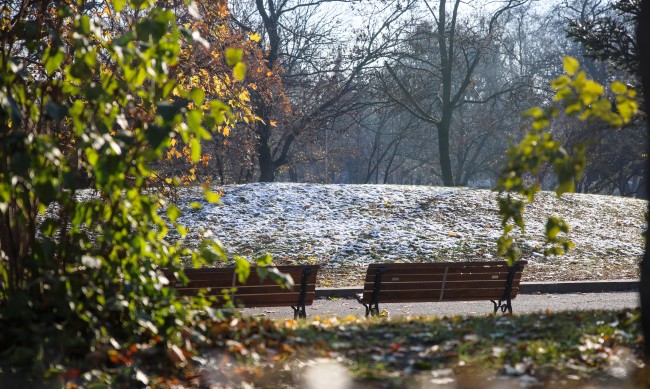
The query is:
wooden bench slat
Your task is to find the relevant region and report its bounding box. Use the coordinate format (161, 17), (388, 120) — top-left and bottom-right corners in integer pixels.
(367, 261), (517, 268)
(365, 272), (523, 283)
(167, 265), (319, 317)
(364, 265), (524, 276)
(362, 279), (520, 292)
(177, 278), (317, 289)
(174, 291), (317, 306)
(358, 261), (527, 315)
(361, 288), (520, 303)
(175, 268), (318, 285)
(175, 283), (316, 295)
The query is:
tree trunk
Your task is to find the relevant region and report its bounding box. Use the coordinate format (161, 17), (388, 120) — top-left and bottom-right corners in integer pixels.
(257, 122), (275, 182)
(637, 0), (650, 367)
(437, 115), (455, 186)
(252, 0), (282, 183)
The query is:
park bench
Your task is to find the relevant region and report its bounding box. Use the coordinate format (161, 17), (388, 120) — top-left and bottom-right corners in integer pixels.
(167, 265), (319, 319)
(356, 261), (527, 317)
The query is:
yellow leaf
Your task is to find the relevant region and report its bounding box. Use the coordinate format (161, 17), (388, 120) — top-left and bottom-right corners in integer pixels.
(270, 120), (277, 127)
(238, 90), (250, 102)
(582, 80), (604, 96)
(249, 33), (261, 42)
(204, 189), (221, 203)
(225, 48), (243, 67)
(611, 81), (627, 94)
(563, 56), (579, 76)
(551, 75), (570, 89)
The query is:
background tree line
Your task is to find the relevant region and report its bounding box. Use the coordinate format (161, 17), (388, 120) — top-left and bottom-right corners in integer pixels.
(13, 0), (640, 196)
(186, 0), (645, 198)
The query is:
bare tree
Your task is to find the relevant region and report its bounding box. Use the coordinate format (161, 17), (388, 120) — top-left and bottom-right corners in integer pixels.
(231, 0), (416, 182)
(383, 0), (528, 186)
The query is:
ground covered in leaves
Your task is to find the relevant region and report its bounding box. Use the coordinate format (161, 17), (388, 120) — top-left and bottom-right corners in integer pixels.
(184, 309), (645, 388)
(175, 183), (646, 287)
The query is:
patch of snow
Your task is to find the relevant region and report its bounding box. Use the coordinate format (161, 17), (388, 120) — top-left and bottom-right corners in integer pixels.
(174, 183), (646, 286)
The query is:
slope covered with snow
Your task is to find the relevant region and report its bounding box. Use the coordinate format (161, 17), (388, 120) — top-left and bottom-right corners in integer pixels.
(175, 183), (646, 287)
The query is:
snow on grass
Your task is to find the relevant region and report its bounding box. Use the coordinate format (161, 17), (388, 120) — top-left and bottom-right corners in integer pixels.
(175, 183), (646, 287)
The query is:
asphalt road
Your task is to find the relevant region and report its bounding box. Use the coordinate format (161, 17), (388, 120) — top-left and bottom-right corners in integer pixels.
(240, 292), (640, 319)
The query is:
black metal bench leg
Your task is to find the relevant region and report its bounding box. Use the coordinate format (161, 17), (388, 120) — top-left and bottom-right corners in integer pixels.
(362, 303), (382, 317)
(292, 305), (306, 319)
(491, 299), (499, 314)
(491, 298), (514, 314)
(492, 264), (519, 315)
(292, 268), (312, 319)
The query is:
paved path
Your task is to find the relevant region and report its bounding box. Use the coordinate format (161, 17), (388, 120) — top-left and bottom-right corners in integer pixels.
(240, 292), (640, 319)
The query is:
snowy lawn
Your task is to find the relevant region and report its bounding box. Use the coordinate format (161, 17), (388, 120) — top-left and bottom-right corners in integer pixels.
(175, 183), (646, 288)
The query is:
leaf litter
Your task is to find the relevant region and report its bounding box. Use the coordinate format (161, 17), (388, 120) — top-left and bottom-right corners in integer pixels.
(188, 308), (645, 388)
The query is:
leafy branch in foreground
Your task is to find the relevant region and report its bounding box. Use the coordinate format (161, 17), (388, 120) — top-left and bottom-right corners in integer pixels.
(0, 0), (262, 386)
(497, 56), (639, 266)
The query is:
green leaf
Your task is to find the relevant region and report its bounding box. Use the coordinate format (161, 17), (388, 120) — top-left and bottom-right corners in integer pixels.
(45, 101), (68, 121)
(562, 56), (579, 76)
(86, 148), (99, 166)
(187, 109), (202, 131)
(255, 265), (294, 289)
(225, 48), (243, 67)
(113, 0), (126, 12)
(136, 18), (167, 42)
(234, 256), (251, 284)
(78, 15), (91, 35)
(190, 88), (204, 106)
(44, 47), (64, 75)
(255, 253), (273, 266)
(166, 205), (181, 222)
(198, 240), (227, 264)
(157, 102), (181, 122)
(147, 125), (170, 150)
(162, 80), (177, 98)
(233, 62), (246, 81)
(210, 100), (230, 124)
(190, 137), (200, 163)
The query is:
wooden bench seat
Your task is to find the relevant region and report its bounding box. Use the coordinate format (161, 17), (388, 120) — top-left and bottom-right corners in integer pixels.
(356, 261), (527, 316)
(167, 265), (319, 319)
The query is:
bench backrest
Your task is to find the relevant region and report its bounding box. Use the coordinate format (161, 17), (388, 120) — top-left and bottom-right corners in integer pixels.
(359, 261), (526, 304)
(168, 265), (319, 308)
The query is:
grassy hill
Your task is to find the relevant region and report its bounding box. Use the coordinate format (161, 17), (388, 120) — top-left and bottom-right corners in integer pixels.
(175, 183), (646, 287)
